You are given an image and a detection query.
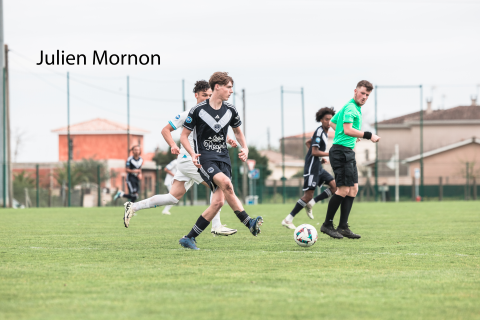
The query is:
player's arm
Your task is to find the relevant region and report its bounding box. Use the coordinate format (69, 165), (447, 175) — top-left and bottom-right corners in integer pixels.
(161, 124), (180, 155)
(164, 167), (174, 176)
(232, 126), (248, 162)
(343, 123), (380, 142)
(305, 138), (312, 149)
(180, 127), (201, 168)
(226, 135), (237, 147)
(311, 147), (328, 158)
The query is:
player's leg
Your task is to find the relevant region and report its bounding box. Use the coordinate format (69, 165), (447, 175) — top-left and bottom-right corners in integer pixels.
(209, 190), (237, 236)
(210, 166), (263, 237)
(336, 158), (361, 239)
(282, 189), (314, 229)
(305, 171), (337, 216)
(179, 189), (225, 250)
(162, 183), (174, 215)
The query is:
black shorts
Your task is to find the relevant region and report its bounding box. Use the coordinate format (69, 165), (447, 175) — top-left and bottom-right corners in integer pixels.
(329, 144), (358, 187)
(126, 175), (139, 194)
(198, 160), (232, 192)
(303, 169), (334, 191)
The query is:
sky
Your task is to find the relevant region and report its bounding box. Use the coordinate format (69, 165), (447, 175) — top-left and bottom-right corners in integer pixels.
(4, 0), (480, 162)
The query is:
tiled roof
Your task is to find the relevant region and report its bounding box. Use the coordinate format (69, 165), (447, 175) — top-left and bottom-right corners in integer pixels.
(52, 118), (150, 134)
(377, 105), (480, 125)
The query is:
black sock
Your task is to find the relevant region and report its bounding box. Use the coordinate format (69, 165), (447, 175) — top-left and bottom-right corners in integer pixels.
(339, 196), (355, 228)
(290, 199), (307, 217)
(314, 188), (333, 203)
(234, 210), (251, 226)
(324, 194), (345, 226)
(186, 215), (210, 239)
(123, 193), (138, 201)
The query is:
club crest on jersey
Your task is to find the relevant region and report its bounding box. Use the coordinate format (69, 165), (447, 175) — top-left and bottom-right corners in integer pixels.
(186, 116), (192, 123)
(214, 124), (221, 131)
(175, 114), (181, 120)
(207, 167), (214, 173)
(316, 137), (321, 143)
(312, 182), (316, 187)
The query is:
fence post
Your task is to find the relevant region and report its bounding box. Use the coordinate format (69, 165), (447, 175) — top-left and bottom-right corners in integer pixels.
(36, 164), (39, 207)
(473, 177), (477, 201)
(411, 176), (415, 201)
(439, 176), (443, 201)
(190, 184), (194, 206)
(156, 166), (160, 194)
(97, 164), (101, 207)
(144, 178), (147, 200)
(466, 162), (469, 201)
(298, 179), (302, 197)
(205, 185), (210, 205)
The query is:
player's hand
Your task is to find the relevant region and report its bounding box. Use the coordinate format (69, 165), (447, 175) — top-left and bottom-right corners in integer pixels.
(137, 173), (143, 180)
(356, 138), (361, 143)
(191, 154), (202, 168)
(227, 137), (238, 148)
(171, 145), (180, 155)
(322, 158), (329, 164)
(371, 134), (381, 143)
(238, 148), (248, 162)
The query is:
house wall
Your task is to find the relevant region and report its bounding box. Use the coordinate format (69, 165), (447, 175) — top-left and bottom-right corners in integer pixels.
(408, 143), (480, 184)
(58, 134), (144, 161)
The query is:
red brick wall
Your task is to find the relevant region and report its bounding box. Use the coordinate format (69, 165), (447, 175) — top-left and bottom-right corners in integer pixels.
(58, 134), (144, 161)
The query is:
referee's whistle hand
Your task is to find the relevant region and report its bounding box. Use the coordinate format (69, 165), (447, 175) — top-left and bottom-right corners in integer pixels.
(371, 134), (381, 143)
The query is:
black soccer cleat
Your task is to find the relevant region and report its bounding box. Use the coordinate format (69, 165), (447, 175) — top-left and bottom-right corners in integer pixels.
(336, 225), (361, 239)
(320, 224), (344, 239)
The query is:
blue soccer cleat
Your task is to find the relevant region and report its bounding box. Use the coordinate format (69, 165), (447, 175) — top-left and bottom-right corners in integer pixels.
(248, 216), (263, 236)
(113, 190), (124, 201)
(179, 236), (200, 250)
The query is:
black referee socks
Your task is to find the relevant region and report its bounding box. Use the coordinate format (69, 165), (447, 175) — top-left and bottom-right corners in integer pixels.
(339, 196), (355, 228)
(186, 215), (210, 239)
(324, 194), (345, 226)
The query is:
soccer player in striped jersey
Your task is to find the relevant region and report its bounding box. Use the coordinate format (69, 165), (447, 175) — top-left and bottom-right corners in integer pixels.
(114, 145), (143, 203)
(281, 107), (337, 229)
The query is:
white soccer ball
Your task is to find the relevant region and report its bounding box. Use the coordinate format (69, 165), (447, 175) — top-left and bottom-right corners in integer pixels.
(294, 224), (318, 247)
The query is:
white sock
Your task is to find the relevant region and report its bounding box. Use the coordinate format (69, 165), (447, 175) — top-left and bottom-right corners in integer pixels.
(285, 214), (294, 223)
(132, 193), (179, 213)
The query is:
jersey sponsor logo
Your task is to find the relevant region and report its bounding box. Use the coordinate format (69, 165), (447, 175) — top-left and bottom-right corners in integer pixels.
(207, 167), (214, 173)
(316, 137), (321, 143)
(186, 116), (192, 123)
(203, 135), (226, 153)
(175, 114), (181, 120)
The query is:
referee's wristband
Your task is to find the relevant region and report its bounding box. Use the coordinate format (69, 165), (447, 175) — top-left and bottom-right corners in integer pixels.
(363, 131), (372, 140)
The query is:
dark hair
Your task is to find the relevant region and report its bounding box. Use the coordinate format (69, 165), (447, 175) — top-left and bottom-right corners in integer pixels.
(356, 80), (374, 92)
(131, 145), (141, 152)
(316, 107), (336, 122)
(193, 80), (210, 94)
(209, 72), (234, 91)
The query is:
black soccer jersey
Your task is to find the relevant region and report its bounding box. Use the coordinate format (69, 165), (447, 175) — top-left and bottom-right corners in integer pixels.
(303, 126), (328, 175)
(126, 156), (143, 181)
(183, 99), (242, 166)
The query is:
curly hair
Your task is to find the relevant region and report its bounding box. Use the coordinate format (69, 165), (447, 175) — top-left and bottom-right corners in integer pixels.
(315, 107), (336, 122)
(193, 80), (210, 94)
(209, 72), (234, 91)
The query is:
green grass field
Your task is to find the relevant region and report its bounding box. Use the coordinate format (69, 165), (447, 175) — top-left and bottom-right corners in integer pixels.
(1, 202), (479, 320)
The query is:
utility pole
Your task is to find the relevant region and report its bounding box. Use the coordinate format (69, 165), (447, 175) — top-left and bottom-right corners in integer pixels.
(281, 86), (286, 204)
(4, 44), (11, 207)
(374, 85), (378, 201)
(127, 76), (130, 156)
(242, 89), (247, 203)
(182, 79), (186, 111)
(0, 0), (5, 207)
(419, 85), (424, 201)
(67, 72), (71, 207)
(301, 87), (306, 159)
(267, 127), (271, 150)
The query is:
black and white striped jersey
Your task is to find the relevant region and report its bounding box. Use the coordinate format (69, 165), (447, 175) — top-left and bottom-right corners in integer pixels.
(126, 156), (143, 180)
(303, 126), (328, 176)
(183, 99), (242, 165)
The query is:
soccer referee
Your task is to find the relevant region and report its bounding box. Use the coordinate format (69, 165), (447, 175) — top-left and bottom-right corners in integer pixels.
(320, 80), (380, 239)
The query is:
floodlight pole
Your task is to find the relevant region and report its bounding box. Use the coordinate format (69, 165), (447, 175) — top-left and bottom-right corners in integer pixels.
(182, 79), (185, 112)
(67, 72), (71, 207)
(374, 85), (378, 201)
(280, 86), (286, 203)
(419, 85), (424, 201)
(2, 67), (6, 208)
(301, 87), (306, 158)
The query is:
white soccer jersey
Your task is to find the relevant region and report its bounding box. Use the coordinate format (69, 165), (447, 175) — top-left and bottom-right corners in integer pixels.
(164, 159), (178, 186)
(168, 110), (195, 160)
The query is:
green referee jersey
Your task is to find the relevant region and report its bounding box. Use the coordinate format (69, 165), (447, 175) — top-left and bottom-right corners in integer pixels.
(331, 98), (362, 149)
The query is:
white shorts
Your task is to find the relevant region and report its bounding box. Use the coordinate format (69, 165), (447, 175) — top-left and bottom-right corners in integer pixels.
(172, 157), (204, 191)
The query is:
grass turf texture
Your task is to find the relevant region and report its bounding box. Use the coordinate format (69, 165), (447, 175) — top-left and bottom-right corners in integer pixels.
(0, 202), (479, 320)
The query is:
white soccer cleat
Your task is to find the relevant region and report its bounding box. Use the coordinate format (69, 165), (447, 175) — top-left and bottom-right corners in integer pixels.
(162, 211), (171, 215)
(211, 225), (238, 236)
(281, 219), (296, 230)
(305, 199), (315, 219)
(123, 202), (135, 228)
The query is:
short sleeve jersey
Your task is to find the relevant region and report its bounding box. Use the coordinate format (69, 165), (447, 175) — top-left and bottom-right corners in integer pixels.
(183, 99), (242, 166)
(331, 99), (362, 149)
(164, 159), (178, 186)
(304, 126), (328, 175)
(126, 156), (143, 180)
(168, 110), (195, 160)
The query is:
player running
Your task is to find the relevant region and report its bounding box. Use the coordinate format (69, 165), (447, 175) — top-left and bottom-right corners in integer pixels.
(178, 72), (263, 250)
(114, 145), (143, 203)
(281, 107), (337, 229)
(320, 80), (380, 239)
(122, 80), (238, 236)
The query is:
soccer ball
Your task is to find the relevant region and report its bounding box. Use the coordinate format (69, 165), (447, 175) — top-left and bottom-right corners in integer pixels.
(294, 224), (318, 247)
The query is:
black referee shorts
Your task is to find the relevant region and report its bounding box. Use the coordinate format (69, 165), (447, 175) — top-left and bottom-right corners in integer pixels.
(329, 144), (358, 187)
(303, 169), (334, 191)
(198, 160), (232, 192)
